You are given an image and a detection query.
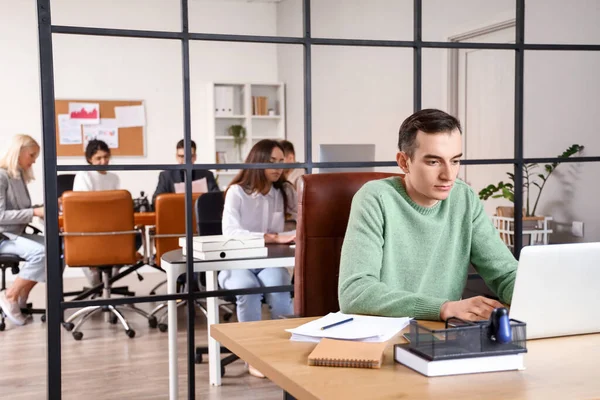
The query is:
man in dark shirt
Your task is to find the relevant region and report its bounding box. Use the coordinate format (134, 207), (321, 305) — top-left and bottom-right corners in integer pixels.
(152, 139), (220, 208)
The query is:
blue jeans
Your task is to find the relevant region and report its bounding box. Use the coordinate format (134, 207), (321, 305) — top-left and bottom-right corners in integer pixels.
(218, 268), (293, 322)
(0, 233), (45, 282)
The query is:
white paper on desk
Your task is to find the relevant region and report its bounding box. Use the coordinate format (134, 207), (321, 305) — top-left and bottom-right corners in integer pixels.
(286, 312), (411, 343)
(114, 105), (145, 128)
(58, 114), (82, 144)
(174, 178), (208, 194)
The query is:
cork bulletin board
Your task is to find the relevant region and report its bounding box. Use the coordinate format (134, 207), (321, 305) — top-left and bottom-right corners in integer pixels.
(55, 99), (145, 157)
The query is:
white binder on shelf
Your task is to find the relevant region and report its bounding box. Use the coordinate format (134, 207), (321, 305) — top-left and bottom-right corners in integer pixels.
(221, 86), (234, 116)
(214, 86), (224, 116)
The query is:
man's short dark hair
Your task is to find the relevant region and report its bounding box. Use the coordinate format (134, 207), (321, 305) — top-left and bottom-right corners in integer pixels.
(398, 109), (462, 159)
(279, 139), (295, 156)
(176, 139), (197, 151)
(85, 139), (110, 164)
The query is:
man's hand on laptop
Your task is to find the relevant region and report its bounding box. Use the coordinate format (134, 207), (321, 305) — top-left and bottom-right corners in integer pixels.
(264, 233), (296, 244)
(440, 296), (505, 322)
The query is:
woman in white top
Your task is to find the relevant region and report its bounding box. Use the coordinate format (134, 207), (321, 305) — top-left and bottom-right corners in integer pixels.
(221, 139), (297, 378)
(220, 139), (296, 319)
(73, 139), (120, 192)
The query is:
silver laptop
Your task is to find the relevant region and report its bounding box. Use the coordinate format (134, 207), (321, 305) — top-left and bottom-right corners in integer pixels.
(318, 144), (375, 173)
(509, 242), (600, 339)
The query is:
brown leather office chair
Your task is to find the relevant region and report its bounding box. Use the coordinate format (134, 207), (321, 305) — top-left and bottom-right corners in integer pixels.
(294, 172), (401, 317)
(147, 193), (200, 328)
(60, 190), (156, 340)
(151, 193), (200, 268)
(147, 193), (201, 296)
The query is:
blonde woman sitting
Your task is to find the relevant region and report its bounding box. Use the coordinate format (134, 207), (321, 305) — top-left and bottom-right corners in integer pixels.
(0, 134), (45, 326)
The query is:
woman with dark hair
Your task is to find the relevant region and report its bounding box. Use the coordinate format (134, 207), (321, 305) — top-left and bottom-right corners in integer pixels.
(220, 139), (297, 378)
(73, 139), (119, 191)
(279, 139), (305, 188)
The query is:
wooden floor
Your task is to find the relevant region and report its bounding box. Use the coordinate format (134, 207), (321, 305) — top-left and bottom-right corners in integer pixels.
(0, 273), (283, 399)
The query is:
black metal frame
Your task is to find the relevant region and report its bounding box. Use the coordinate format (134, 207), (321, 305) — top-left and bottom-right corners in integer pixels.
(35, 0), (600, 398)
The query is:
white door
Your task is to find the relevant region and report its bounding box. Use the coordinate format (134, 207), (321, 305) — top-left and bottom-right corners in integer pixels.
(455, 26), (515, 216)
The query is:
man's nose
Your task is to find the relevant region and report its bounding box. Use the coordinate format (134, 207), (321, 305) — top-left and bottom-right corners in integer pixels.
(439, 164), (451, 180)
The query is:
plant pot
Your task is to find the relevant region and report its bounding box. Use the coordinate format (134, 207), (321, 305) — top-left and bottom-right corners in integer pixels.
(493, 207), (553, 247)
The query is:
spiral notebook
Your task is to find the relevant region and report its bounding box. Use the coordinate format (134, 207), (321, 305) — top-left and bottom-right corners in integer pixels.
(307, 338), (387, 369)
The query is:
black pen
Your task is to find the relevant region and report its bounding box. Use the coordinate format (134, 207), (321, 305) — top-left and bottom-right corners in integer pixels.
(320, 317), (354, 330)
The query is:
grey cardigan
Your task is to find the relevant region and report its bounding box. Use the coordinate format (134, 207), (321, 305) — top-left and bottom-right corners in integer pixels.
(0, 169), (34, 237)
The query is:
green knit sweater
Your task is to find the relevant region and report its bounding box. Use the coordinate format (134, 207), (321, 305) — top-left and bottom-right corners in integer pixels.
(338, 177), (518, 321)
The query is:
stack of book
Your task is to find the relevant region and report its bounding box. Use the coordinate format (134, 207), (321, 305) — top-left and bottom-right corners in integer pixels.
(179, 235), (266, 260)
(252, 96), (269, 115)
(394, 319), (527, 377)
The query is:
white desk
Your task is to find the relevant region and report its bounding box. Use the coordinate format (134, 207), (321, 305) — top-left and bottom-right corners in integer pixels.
(161, 245), (295, 400)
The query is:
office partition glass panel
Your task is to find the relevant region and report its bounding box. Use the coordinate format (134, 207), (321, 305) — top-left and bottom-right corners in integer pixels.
(463, 164), (514, 219)
(311, 45), (412, 169)
(189, 0), (302, 38)
(52, 35), (184, 167)
(311, 0), (412, 41)
(422, 0), (515, 43)
(524, 51), (600, 158)
(275, 44), (305, 163)
(51, 0), (182, 32)
(189, 41), (304, 187)
(517, 161), (600, 246)
(525, 0), (600, 45)
(422, 47), (516, 161)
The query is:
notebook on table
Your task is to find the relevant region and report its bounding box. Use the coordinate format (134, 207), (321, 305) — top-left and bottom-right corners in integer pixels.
(307, 338), (387, 369)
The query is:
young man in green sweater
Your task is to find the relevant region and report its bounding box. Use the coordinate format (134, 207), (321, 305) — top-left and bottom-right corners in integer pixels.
(338, 109), (517, 322)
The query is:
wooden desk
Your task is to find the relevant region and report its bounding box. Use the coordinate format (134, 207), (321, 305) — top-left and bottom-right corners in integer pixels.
(58, 212), (156, 228)
(211, 317), (600, 400)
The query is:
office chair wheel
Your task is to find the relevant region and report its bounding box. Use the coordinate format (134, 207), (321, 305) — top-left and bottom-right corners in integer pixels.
(72, 331), (83, 341)
(0, 322), (5, 331)
(223, 312), (233, 322)
(126, 329), (136, 338)
(148, 316), (158, 328)
(41, 314), (46, 323)
(195, 353), (202, 364)
(158, 323), (168, 332)
(62, 322), (75, 331)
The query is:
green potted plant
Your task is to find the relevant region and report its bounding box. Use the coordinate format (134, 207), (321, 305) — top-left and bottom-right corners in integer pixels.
(478, 144), (584, 217)
(227, 124), (247, 162)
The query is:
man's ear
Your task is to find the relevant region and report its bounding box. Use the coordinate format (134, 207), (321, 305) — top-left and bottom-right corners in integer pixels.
(396, 152), (410, 174)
